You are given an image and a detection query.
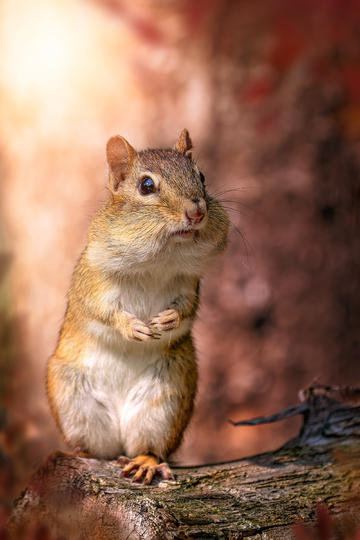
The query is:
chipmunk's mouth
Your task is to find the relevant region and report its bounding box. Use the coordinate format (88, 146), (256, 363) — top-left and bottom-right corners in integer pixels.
(171, 228), (199, 240)
(174, 229), (194, 237)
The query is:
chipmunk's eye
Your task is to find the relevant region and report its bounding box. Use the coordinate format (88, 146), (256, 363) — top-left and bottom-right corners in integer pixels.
(139, 177), (156, 195)
(199, 172), (205, 184)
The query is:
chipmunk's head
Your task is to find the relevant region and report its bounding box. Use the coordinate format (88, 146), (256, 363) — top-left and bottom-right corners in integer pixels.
(95, 129), (229, 270)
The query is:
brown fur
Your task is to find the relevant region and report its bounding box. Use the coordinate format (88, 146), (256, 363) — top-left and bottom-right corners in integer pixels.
(47, 130), (229, 479)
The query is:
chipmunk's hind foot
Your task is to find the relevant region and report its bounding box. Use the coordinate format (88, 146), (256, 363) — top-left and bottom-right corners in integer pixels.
(49, 447), (92, 460)
(117, 454), (174, 485)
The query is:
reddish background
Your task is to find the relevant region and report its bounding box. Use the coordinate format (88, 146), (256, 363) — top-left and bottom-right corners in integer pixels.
(1, 0), (360, 515)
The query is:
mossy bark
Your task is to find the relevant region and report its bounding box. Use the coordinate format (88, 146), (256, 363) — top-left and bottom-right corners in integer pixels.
(8, 386), (360, 539)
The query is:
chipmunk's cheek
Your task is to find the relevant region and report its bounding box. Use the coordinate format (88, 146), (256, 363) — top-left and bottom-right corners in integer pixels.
(197, 213), (208, 230)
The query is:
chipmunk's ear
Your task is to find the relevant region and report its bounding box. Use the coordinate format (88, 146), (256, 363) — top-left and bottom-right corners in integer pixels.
(106, 135), (137, 192)
(174, 128), (192, 155)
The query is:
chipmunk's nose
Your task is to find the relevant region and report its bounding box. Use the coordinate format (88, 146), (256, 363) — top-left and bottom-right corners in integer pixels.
(185, 198), (206, 226)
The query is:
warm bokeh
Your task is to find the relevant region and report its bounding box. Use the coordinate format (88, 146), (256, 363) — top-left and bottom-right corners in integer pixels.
(1, 0), (360, 512)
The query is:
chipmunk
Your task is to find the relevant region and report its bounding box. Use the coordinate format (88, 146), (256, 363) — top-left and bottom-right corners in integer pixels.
(47, 129), (229, 484)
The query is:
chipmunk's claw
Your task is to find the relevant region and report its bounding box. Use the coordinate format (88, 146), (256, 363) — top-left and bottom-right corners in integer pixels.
(117, 454), (174, 485)
(131, 322), (154, 341)
(149, 308), (180, 332)
(155, 462), (175, 482)
(127, 317), (161, 342)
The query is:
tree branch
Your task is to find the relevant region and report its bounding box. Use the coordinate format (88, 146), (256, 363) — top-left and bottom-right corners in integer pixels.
(8, 385), (360, 539)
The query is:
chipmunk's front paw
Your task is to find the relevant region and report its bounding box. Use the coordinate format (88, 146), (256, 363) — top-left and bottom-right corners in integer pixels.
(149, 309), (180, 332)
(117, 454), (174, 485)
(124, 315), (161, 342)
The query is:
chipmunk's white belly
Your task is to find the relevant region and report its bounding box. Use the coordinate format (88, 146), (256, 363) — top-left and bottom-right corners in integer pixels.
(77, 336), (183, 459)
(59, 274), (193, 458)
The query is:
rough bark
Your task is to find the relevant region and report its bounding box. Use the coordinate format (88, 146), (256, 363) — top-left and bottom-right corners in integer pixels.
(8, 386), (360, 539)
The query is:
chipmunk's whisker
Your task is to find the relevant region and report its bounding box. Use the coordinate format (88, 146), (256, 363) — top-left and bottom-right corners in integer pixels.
(210, 187), (252, 198)
(221, 206), (250, 217)
(217, 199), (253, 211)
(227, 219), (251, 257)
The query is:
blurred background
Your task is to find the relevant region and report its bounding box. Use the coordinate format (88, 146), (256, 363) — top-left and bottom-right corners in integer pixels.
(1, 0), (360, 517)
